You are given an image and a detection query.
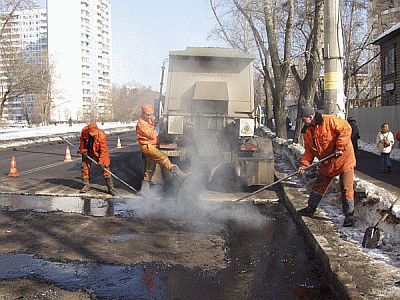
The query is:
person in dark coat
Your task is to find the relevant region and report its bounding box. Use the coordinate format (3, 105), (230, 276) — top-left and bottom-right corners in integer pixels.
(286, 116), (292, 132)
(347, 116), (360, 154)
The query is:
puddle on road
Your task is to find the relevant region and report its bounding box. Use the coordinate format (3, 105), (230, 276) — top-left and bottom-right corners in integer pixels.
(0, 194), (113, 217)
(0, 194), (338, 299)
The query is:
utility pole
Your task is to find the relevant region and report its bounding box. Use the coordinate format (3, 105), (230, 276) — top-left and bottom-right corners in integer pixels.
(157, 58), (169, 118)
(324, 0), (346, 119)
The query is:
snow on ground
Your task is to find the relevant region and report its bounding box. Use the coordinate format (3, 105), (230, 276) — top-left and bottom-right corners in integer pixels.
(0, 122), (137, 149)
(0, 122), (137, 141)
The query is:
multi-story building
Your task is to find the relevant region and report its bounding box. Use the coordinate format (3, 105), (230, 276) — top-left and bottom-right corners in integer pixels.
(47, 0), (111, 122)
(1, 6), (48, 122)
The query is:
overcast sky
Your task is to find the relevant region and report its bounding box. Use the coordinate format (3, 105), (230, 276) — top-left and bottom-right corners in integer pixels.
(37, 0), (226, 91)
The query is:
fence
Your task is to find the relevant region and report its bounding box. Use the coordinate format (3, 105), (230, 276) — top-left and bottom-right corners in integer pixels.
(348, 106), (400, 145)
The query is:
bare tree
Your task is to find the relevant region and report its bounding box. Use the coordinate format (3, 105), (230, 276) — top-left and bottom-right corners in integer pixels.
(209, 0), (275, 129)
(290, 0), (324, 143)
(210, 0), (295, 139)
(111, 84), (159, 122)
(32, 51), (55, 125)
(341, 0), (388, 109)
(0, 47), (45, 121)
(0, 0), (39, 122)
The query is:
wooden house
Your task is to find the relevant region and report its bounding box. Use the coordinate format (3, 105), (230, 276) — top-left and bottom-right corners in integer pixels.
(373, 23), (400, 106)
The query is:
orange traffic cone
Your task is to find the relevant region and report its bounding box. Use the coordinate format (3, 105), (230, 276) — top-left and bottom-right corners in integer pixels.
(64, 146), (73, 162)
(116, 137), (122, 149)
(8, 156), (19, 177)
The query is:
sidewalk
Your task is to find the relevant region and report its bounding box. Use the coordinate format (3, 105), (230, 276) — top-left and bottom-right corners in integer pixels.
(354, 149), (400, 198)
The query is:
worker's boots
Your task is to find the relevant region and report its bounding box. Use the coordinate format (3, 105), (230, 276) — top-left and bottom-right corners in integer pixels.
(170, 165), (189, 182)
(141, 180), (151, 191)
(80, 178), (91, 193)
(297, 205), (317, 216)
(105, 177), (118, 196)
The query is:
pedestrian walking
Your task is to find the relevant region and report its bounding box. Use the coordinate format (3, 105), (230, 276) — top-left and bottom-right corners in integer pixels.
(376, 123), (394, 173)
(296, 106), (356, 227)
(78, 123), (118, 196)
(347, 116), (360, 154)
(136, 103), (188, 190)
(68, 117), (72, 127)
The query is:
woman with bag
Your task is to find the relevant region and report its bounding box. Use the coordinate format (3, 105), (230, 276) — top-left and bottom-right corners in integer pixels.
(376, 123), (394, 173)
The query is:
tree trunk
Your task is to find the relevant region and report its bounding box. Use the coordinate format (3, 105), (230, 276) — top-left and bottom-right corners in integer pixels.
(263, 79), (274, 130)
(0, 97), (5, 121)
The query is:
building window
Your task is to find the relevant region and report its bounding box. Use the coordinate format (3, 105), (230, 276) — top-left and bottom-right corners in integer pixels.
(384, 46), (395, 76)
(382, 93), (397, 106)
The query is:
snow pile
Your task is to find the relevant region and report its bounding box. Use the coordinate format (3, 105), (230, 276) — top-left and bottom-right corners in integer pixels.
(263, 127), (400, 243)
(0, 122), (137, 149)
(359, 139), (400, 161)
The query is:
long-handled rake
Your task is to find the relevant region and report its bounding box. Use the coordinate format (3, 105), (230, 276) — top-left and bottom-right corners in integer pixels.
(232, 152), (337, 203)
(59, 135), (138, 193)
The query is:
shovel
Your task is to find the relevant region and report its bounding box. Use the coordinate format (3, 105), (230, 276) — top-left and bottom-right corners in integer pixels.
(362, 197), (400, 249)
(59, 135), (138, 194)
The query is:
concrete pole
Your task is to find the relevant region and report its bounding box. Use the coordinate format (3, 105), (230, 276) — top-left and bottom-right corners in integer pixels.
(324, 0), (346, 119)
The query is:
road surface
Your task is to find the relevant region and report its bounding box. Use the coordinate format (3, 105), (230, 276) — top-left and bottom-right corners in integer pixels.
(0, 133), (142, 197)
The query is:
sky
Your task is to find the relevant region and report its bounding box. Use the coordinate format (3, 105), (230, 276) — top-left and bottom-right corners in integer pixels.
(36, 0), (227, 91)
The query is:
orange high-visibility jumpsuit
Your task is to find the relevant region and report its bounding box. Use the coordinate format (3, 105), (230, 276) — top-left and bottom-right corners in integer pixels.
(79, 125), (111, 179)
(136, 114), (173, 182)
(301, 112), (356, 214)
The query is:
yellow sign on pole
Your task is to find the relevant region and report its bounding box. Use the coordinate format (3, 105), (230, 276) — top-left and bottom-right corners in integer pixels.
(324, 72), (343, 90)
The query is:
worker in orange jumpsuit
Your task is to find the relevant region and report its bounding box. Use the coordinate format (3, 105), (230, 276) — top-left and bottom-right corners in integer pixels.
(296, 106), (356, 227)
(78, 123), (118, 196)
(136, 103), (188, 190)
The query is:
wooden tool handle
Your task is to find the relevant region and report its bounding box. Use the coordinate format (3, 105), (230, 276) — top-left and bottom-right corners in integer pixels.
(376, 197), (400, 228)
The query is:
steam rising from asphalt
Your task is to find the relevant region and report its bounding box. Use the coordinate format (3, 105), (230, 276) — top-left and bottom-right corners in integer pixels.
(119, 163), (270, 230)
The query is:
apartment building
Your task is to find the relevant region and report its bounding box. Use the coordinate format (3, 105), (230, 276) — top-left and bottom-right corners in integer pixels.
(1, 6), (47, 122)
(47, 0), (111, 122)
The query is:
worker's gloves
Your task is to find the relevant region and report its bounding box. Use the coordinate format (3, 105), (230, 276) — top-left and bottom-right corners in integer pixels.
(82, 151), (88, 159)
(335, 149), (343, 156)
(99, 164), (106, 172)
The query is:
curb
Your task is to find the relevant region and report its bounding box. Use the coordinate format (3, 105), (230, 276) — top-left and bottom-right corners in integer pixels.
(274, 172), (363, 299)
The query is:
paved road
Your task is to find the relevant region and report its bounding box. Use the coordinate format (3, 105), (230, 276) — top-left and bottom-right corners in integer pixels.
(0, 133), (142, 197)
(355, 149), (400, 197)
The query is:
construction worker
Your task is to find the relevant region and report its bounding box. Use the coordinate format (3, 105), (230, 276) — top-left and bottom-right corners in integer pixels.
(296, 106), (356, 227)
(78, 123), (118, 196)
(136, 103), (188, 190)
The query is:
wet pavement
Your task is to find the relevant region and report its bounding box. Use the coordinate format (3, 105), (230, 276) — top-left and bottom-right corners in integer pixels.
(0, 193), (338, 299)
(354, 149), (400, 197)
